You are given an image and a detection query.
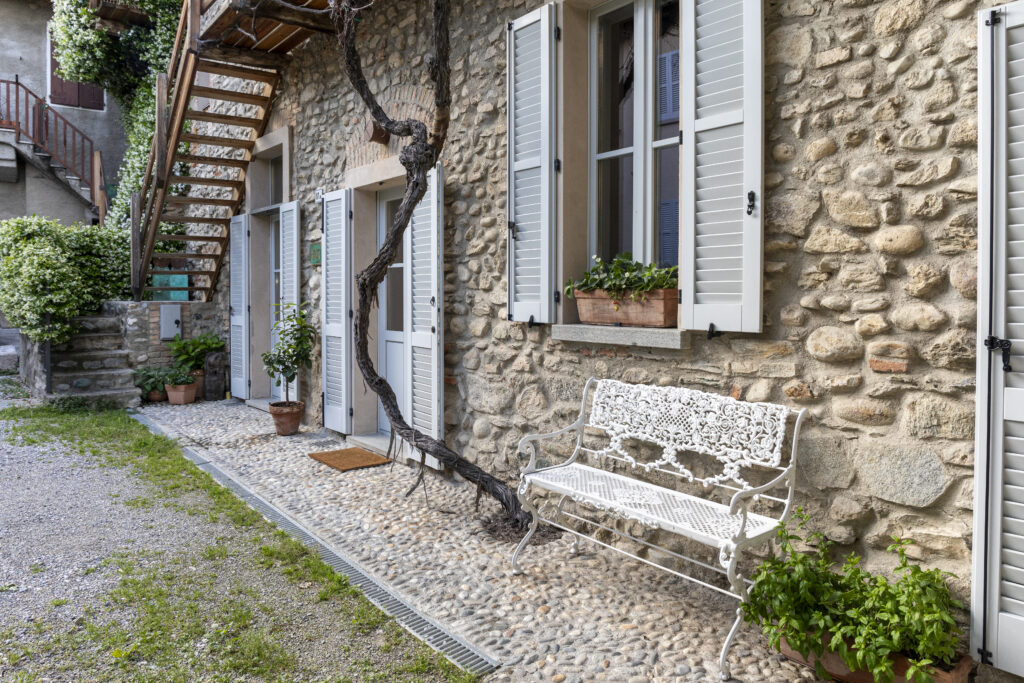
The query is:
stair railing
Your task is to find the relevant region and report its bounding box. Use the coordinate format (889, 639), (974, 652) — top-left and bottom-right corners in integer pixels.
(0, 77), (96, 205)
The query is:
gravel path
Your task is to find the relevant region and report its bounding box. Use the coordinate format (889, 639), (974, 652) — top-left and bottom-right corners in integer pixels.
(141, 400), (818, 682)
(0, 397), (464, 682)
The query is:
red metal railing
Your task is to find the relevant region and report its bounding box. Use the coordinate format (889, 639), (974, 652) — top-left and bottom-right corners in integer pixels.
(0, 77), (96, 204)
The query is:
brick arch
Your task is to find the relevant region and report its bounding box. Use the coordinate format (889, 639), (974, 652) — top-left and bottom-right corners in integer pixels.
(345, 84), (435, 170)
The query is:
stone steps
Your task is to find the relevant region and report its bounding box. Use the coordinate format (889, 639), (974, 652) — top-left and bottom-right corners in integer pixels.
(0, 344), (17, 373)
(51, 349), (132, 372)
(51, 332), (124, 353)
(51, 368), (135, 394)
(45, 387), (141, 409)
(71, 316), (122, 334)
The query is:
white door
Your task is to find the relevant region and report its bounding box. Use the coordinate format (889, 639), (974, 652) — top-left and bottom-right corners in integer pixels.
(976, 4), (1024, 675)
(377, 187), (407, 435)
(321, 189), (353, 434)
(404, 167), (443, 470)
(229, 213), (249, 399)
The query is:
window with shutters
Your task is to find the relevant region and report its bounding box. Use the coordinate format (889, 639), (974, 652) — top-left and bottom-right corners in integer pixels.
(590, 0), (679, 268)
(48, 37), (104, 110)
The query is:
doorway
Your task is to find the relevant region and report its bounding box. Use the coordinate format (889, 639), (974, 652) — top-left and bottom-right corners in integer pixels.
(376, 187), (406, 435)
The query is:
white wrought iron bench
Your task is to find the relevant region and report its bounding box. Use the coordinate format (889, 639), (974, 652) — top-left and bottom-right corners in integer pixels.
(511, 378), (806, 680)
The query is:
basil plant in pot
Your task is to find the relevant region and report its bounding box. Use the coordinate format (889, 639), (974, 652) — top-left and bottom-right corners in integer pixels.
(565, 253), (679, 327)
(261, 304), (316, 436)
(742, 510), (972, 683)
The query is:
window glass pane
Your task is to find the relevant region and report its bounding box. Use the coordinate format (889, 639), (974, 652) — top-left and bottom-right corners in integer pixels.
(384, 197), (404, 332)
(596, 154), (634, 262)
(654, 0), (680, 140)
(272, 219), (282, 320)
(269, 156), (284, 205)
(654, 146), (679, 267)
(597, 4), (634, 154)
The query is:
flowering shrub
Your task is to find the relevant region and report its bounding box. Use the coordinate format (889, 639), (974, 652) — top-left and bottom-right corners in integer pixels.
(0, 217), (130, 342)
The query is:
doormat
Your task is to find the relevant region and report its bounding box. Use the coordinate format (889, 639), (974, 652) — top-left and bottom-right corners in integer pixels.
(308, 447), (390, 473)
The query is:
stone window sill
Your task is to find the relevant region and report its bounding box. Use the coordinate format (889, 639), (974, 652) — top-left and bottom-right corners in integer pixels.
(551, 324), (689, 350)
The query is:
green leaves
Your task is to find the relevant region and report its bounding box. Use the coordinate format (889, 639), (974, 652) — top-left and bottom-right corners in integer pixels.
(741, 510), (961, 682)
(168, 333), (226, 372)
(261, 305), (317, 403)
(0, 217), (130, 343)
(564, 253), (678, 303)
(133, 366), (172, 393)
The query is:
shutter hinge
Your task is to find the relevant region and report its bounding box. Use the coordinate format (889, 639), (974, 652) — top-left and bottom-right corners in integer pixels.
(348, 209), (353, 219)
(349, 407), (354, 417)
(977, 648), (994, 665)
(678, 290), (682, 304)
(508, 220), (517, 240)
(554, 158), (561, 172)
(984, 336), (1013, 372)
(678, 130), (683, 145)
(554, 290), (560, 304)
(554, 26), (561, 40)
(247, 229), (251, 236)
(986, 9), (1001, 25)
(247, 305), (250, 312)
(508, 312), (513, 321)
(507, 21), (513, 31)
(707, 323), (723, 340)
(247, 379), (251, 387)
(348, 309), (353, 319)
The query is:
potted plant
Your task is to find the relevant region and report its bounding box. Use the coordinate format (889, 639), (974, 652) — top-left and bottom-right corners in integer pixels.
(163, 366), (197, 405)
(564, 253), (678, 327)
(742, 511), (973, 683)
(133, 366), (169, 402)
(261, 304), (316, 436)
(168, 333), (225, 400)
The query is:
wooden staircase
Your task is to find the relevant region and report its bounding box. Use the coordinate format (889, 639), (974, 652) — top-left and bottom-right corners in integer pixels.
(131, 0), (280, 302)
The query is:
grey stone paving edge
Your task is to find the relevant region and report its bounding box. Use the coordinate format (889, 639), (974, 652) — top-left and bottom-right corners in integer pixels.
(128, 411), (501, 676)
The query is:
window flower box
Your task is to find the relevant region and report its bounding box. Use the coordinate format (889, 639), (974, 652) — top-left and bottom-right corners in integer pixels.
(574, 288), (677, 328)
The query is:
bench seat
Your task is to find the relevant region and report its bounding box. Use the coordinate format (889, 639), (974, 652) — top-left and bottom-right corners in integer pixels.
(524, 462), (779, 548)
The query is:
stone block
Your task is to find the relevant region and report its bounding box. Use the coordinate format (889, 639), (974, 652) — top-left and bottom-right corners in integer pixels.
(806, 326), (864, 362)
(857, 443), (950, 507)
(904, 395), (974, 440)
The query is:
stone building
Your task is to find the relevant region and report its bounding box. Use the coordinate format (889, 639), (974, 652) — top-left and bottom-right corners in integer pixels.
(132, 0), (1024, 676)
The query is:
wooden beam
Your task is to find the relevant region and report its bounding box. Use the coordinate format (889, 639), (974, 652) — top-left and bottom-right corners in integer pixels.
(228, 0), (334, 34)
(156, 234), (227, 242)
(197, 43), (290, 70)
(172, 154), (248, 169)
(185, 109), (262, 127)
(196, 59), (277, 83)
(179, 132), (255, 149)
(152, 252), (219, 260)
(155, 74), (168, 188)
(190, 85), (269, 106)
(165, 195), (238, 206)
(169, 174), (244, 189)
(130, 192), (142, 299)
(160, 213), (232, 225)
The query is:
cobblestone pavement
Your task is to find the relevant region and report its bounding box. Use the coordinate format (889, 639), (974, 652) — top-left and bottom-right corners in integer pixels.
(139, 400), (816, 682)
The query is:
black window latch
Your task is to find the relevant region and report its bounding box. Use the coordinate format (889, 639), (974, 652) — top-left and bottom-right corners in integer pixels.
(985, 336), (1013, 372)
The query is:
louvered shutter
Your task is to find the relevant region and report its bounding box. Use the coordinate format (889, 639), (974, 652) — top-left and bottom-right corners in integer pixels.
(658, 50), (680, 124)
(507, 4), (557, 324)
(229, 213), (249, 399)
(659, 199), (679, 267)
(978, 4), (1024, 675)
(321, 189), (353, 433)
(680, 0), (763, 333)
(404, 167), (442, 470)
(279, 201), (301, 401)
(78, 83), (104, 110)
(49, 46), (78, 107)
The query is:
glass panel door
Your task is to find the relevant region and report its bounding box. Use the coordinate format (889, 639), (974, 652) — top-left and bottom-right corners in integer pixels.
(377, 189), (406, 434)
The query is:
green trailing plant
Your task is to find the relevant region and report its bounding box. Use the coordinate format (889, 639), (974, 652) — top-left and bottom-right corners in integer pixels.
(164, 366), (195, 387)
(168, 333), (226, 372)
(133, 366), (170, 393)
(261, 305), (317, 404)
(741, 510), (962, 683)
(564, 253), (678, 303)
(0, 216), (130, 343)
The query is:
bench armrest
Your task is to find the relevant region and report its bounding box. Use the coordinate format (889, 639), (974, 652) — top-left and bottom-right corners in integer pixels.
(518, 419), (585, 474)
(727, 466), (796, 538)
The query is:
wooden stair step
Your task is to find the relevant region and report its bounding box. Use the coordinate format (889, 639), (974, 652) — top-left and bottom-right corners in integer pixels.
(179, 132), (254, 150)
(155, 234), (227, 243)
(173, 154), (248, 169)
(169, 175), (244, 189)
(159, 214), (231, 225)
(165, 195), (238, 207)
(146, 270), (216, 277)
(196, 59), (279, 84)
(190, 85), (270, 106)
(151, 252), (219, 260)
(144, 286), (211, 292)
(186, 109), (263, 128)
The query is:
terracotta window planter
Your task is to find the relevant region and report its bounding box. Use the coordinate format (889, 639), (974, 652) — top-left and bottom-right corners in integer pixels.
(574, 288), (678, 328)
(165, 382), (197, 405)
(269, 401), (304, 436)
(779, 638), (974, 683)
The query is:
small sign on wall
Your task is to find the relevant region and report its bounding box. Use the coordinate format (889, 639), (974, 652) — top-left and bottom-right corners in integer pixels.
(309, 241), (321, 266)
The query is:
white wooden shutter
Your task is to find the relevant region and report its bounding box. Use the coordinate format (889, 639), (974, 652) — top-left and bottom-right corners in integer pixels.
(507, 3), (556, 324)
(229, 213), (249, 399)
(404, 167), (442, 469)
(321, 189), (352, 433)
(658, 50), (680, 124)
(279, 200), (301, 400)
(977, 4), (1024, 675)
(680, 0), (763, 333)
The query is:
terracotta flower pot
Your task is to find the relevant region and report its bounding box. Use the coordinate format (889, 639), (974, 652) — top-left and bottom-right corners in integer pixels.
(574, 288), (678, 327)
(189, 369), (205, 401)
(146, 389), (167, 402)
(165, 382), (197, 405)
(779, 638), (974, 683)
(269, 401), (304, 436)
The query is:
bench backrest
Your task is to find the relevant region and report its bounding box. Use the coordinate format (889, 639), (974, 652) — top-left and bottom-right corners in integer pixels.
(586, 379), (792, 489)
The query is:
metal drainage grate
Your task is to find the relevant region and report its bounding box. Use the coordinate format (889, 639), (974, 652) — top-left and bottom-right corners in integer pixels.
(130, 413), (500, 676)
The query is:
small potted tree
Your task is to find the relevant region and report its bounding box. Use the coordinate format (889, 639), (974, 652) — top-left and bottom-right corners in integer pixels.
(261, 304), (316, 436)
(134, 366), (170, 402)
(168, 333), (225, 400)
(742, 511), (973, 683)
(565, 253), (678, 327)
(163, 366), (197, 405)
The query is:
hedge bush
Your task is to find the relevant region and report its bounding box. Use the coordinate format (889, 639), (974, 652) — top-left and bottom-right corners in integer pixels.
(0, 216), (130, 342)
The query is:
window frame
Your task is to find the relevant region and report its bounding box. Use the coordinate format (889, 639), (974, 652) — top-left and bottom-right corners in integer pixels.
(46, 23), (106, 111)
(586, 0), (679, 266)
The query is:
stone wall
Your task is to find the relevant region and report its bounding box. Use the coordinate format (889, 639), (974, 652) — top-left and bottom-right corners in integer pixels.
(102, 300), (228, 371)
(195, 0), (985, 591)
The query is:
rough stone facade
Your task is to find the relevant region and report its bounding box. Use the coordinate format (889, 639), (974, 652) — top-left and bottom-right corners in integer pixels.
(103, 300), (227, 371)
(190, 0), (991, 595)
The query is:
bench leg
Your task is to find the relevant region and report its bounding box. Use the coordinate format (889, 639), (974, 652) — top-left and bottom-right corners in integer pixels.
(511, 492), (539, 576)
(568, 536), (581, 556)
(718, 607), (743, 681)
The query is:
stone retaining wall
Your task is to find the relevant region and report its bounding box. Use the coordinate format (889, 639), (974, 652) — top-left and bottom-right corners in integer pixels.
(102, 300), (228, 371)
